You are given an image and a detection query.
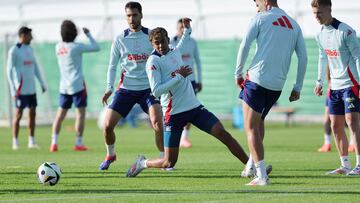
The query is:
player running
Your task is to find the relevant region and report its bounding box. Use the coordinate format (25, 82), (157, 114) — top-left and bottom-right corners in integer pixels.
(99, 1), (164, 170)
(50, 20), (100, 152)
(312, 0), (360, 175)
(7, 26), (47, 150)
(235, 0), (307, 185)
(125, 19), (250, 178)
(170, 18), (203, 148)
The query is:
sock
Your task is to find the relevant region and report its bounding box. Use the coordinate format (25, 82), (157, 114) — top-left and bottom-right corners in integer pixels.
(106, 144), (115, 157)
(142, 159), (148, 168)
(13, 137), (19, 146)
(181, 128), (189, 139)
(159, 152), (164, 158)
(51, 134), (58, 145)
(255, 160), (267, 179)
(75, 136), (83, 146)
(340, 156), (351, 169)
(356, 155), (360, 167)
(29, 136), (36, 145)
(246, 154), (255, 169)
(324, 134), (331, 145)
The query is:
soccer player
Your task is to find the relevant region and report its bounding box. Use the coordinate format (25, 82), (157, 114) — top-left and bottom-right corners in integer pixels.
(7, 26), (47, 150)
(170, 18), (203, 148)
(99, 1), (164, 170)
(50, 20), (100, 152)
(125, 19), (250, 178)
(235, 0), (307, 185)
(312, 0), (360, 175)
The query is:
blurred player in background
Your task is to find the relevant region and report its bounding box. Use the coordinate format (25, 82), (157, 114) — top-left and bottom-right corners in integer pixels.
(99, 1), (164, 170)
(50, 20), (100, 152)
(235, 0), (307, 185)
(7, 26), (47, 150)
(125, 19), (250, 178)
(312, 0), (360, 175)
(170, 18), (203, 148)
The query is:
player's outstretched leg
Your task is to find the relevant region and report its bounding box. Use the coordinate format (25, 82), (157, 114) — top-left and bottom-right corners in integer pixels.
(209, 121), (248, 164)
(126, 147), (180, 177)
(99, 109), (121, 170)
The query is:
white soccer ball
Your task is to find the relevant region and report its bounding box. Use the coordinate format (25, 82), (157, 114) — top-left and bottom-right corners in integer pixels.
(37, 162), (62, 186)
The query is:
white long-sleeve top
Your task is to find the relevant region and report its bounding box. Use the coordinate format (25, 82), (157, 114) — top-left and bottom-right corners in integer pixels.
(146, 28), (200, 116)
(316, 18), (360, 90)
(106, 27), (153, 92)
(7, 43), (46, 96)
(235, 7), (307, 92)
(56, 32), (100, 94)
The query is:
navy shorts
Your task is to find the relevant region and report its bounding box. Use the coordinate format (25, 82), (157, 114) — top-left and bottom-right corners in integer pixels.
(59, 89), (87, 109)
(108, 88), (160, 118)
(164, 105), (219, 147)
(240, 80), (281, 119)
(15, 94), (37, 109)
(328, 86), (360, 115)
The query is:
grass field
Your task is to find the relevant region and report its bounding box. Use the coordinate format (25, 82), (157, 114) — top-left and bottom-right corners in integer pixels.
(0, 119), (359, 202)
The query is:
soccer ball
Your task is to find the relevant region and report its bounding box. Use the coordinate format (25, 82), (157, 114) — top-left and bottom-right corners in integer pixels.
(37, 162), (62, 186)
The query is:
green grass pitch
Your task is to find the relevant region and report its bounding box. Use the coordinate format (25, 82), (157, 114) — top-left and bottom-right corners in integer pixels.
(0, 119), (359, 202)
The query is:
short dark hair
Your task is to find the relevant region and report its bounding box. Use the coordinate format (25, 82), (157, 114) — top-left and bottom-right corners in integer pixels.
(149, 27), (168, 42)
(311, 0), (332, 7)
(18, 26), (32, 36)
(125, 1), (142, 14)
(177, 18), (183, 24)
(61, 20), (77, 42)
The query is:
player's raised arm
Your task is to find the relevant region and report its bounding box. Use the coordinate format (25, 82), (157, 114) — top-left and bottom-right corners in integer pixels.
(78, 27), (100, 53)
(175, 18), (192, 51)
(193, 40), (202, 91)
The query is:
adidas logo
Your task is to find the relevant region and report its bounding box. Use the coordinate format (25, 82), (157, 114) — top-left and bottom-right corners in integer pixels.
(348, 103), (355, 109)
(272, 16), (293, 29)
